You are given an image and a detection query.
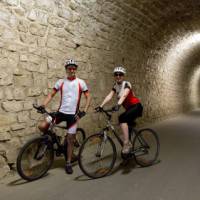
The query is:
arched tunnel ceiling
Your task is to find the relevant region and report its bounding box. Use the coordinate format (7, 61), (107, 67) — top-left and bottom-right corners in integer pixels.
(96, 0), (200, 45)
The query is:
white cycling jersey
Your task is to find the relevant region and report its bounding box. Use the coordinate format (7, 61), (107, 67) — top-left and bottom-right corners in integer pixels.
(54, 77), (88, 114)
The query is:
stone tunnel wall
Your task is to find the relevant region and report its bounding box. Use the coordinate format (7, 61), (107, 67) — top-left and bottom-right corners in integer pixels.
(0, 0), (150, 178)
(1, 0), (200, 178)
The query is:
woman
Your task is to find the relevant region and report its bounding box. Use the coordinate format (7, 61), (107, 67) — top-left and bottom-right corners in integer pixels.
(96, 66), (143, 154)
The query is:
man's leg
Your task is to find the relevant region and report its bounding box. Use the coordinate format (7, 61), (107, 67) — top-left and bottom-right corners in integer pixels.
(66, 134), (75, 163)
(65, 122), (77, 174)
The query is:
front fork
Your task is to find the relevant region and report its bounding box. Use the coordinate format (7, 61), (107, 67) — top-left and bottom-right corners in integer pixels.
(95, 131), (107, 157)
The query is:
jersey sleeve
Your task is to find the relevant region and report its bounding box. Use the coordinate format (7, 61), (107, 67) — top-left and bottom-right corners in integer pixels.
(124, 81), (132, 89)
(53, 79), (63, 91)
(80, 80), (88, 92)
(112, 83), (116, 92)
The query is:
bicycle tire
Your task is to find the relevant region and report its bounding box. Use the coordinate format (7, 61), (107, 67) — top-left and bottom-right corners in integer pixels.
(133, 128), (160, 167)
(16, 136), (54, 181)
(78, 133), (117, 179)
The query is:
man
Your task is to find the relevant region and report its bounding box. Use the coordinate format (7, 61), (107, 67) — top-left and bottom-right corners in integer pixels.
(39, 59), (91, 174)
(96, 66), (143, 154)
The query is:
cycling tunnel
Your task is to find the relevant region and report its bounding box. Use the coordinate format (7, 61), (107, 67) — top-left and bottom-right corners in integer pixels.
(1, 0), (200, 179)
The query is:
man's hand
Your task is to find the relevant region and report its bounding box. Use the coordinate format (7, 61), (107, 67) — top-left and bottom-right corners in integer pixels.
(111, 104), (121, 112)
(37, 105), (46, 113)
(95, 106), (103, 112)
(75, 110), (86, 120)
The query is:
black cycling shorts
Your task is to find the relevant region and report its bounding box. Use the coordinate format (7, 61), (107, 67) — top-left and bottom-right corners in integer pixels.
(54, 112), (76, 129)
(118, 103), (143, 124)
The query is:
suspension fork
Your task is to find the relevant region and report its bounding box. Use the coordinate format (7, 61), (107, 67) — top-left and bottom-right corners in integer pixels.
(95, 130), (109, 157)
(34, 135), (50, 160)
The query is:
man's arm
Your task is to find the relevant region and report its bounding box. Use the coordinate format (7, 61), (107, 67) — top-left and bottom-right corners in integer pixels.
(83, 91), (91, 113)
(42, 89), (57, 107)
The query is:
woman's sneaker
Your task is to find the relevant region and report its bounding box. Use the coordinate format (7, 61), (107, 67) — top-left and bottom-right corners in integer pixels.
(65, 163), (73, 174)
(122, 142), (132, 154)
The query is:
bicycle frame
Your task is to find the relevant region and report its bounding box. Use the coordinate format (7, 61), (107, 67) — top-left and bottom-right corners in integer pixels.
(98, 109), (145, 157)
(98, 109), (136, 147)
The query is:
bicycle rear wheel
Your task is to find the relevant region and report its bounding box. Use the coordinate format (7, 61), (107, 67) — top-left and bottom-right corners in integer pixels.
(133, 128), (159, 167)
(78, 133), (117, 179)
(17, 136), (54, 181)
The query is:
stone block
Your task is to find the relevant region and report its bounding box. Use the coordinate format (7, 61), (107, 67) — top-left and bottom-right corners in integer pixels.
(28, 9), (48, 26)
(23, 101), (34, 110)
(0, 127), (11, 141)
(0, 156), (10, 179)
(6, 137), (21, 163)
(0, 90), (4, 100)
(35, 0), (54, 12)
(28, 54), (42, 65)
(48, 16), (65, 28)
(0, 114), (16, 126)
(17, 19), (29, 33)
(6, 0), (19, 6)
(33, 73), (47, 87)
(2, 101), (23, 112)
(29, 23), (47, 36)
(58, 8), (71, 20)
(27, 87), (42, 97)
(19, 33), (38, 46)
(20, 54), (28, 61)
(13, 87), (26, 100)
(11, 123), (26, 131)
(17, 111), (30, 122)
(4, 87), (14, 100)
(12, 7), (25, 16)
(14, 74), (33, 87)
(0, 9), (10, 26)
(20, 61), (40, 72)
(0, 70), (13, 86)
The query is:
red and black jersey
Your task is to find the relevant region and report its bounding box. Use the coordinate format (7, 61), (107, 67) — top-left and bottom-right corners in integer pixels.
(112, 81), (140, 110)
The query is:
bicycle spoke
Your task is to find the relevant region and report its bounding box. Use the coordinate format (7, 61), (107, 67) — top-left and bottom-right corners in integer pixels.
(78, 134), (116, 178)
(133, 128), (159, 167)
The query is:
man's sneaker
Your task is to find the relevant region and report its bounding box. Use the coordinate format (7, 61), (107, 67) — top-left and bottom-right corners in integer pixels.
(122, 142), (132, 154)
(65, 163), (73, 174)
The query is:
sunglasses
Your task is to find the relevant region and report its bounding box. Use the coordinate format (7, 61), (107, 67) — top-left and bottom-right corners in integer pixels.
(66, 67), (77, 70)
(114, 73), (124, 77)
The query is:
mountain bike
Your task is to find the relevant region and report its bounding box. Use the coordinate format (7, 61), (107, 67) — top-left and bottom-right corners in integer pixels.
(78, 108), (160, 179)
(16, 104), (85, 181)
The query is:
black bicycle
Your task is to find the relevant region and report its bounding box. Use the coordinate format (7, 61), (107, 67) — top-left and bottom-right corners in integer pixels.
(16, 104), (85, 181)
(78, 108), (160, 179)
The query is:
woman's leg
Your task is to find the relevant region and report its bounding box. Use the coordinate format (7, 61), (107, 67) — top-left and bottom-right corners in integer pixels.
(120, 123), (129, 144)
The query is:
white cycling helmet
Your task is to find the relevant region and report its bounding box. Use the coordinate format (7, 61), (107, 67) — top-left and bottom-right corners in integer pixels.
(113, 66), (126, 74)
(65, 59), (78, 68)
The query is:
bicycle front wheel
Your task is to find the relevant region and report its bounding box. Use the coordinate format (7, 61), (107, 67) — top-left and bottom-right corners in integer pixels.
(78, 133), (117, 179)
(133, 128), (160, 167)
(74, 128), (86, 150)
(17, 136), (54, 181)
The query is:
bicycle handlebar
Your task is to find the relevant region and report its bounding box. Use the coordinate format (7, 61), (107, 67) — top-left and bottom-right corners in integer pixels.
(95, 107), (117, 119)
(33, 104), (51, 115)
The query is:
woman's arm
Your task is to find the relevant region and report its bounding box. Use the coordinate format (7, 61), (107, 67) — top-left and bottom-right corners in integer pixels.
(117, 88), (130, 105)
(100, 90), (115, 107)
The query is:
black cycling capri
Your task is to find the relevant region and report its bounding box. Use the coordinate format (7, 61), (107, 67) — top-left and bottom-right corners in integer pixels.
(118, 103), (143, 124)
